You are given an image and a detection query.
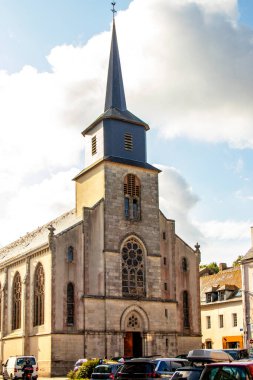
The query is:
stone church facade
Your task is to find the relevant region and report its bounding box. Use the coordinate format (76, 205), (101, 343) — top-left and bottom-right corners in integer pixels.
(0, 18), (201, 376)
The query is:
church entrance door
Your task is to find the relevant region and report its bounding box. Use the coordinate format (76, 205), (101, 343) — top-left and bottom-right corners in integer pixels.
(124, 332), (142, 357)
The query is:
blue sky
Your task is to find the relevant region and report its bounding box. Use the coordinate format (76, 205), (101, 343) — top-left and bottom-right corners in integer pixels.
(0, 0), (253, 266)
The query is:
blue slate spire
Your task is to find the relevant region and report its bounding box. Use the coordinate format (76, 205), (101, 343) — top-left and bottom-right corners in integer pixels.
(104, 19), (127, 112)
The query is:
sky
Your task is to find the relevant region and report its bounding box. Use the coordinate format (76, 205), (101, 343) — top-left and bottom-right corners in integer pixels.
(0, 0), (253, 266)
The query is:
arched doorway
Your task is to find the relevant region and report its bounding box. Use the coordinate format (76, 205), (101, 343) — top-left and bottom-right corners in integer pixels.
(123, 311), (146, 357)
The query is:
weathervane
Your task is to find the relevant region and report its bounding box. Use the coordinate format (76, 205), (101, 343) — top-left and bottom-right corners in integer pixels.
(111, 2), (117, 18)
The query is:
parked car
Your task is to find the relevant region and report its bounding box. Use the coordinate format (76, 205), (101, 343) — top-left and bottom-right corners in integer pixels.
(187, 349), (234, 363)
(199, 361), (253, 380)
(222, 349), (249, 360)
(171, 367), (203, 380)
(114, 359), (161, 380)
(73, 358), (87, 372)
(170, 349), (234, 380)
(152, 358), (190, 378)
(2, 356), (38, 380)
(91, 363), (122, 380)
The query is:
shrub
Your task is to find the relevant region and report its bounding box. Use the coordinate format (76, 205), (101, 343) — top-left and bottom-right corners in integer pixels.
(76, 359), (100, 379)
(67, 369), (76, 379)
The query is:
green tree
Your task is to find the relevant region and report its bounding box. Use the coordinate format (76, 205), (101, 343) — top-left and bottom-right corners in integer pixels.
(200, 262), (219, 274)
(233, 255), (243, 267)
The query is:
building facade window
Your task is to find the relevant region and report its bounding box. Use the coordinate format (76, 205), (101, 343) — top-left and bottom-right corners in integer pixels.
(206, 340), (212, 349)
(162, 232), (166, 240)
(91, 135), (97, 155)
(232, 313), (237, 327)
(219, 291), (225, 301)
(124, 174), (141, 220)
(12, 272), (22, 330)
(163, 257), (167, 265)
(164, 283), (168, 291)
(67, 246), (74, 263)
(219, 314), (224, 328)
(183, 290), (190, 328)
(34, 263), (45, 326)
(206, 293), (212, 303)
(206, 316), (211, 329)
(67, 282), (74, 325)
(122, 237), (145, 297)
(182, 257), (188, 272)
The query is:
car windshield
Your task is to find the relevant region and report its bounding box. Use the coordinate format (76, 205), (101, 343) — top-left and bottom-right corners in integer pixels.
(94, 366), (113, 374)
(120, 363), (154, 374)
(203, 366), (249, 380)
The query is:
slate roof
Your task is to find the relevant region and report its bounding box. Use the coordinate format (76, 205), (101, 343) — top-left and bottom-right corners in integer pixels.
(200, 266), (242, 302)
(82, 18), (149, 135)
(0, 209), (82, 266)
(241, 247), (253, 262)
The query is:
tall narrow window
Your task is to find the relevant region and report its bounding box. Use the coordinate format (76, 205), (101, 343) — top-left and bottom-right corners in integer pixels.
(219, 314), (224, 328)
(122, 238), (145, 297)
(183, 290), (190, 328)
(91, 135), (97, 155)
(67, 246), (74, 263)
(124, 133), (133, 151)
(12, 272), (21, 330)
(67, 282), (74, 325)
(124, 174), (141, 220)
(34, 264), (45, 326)
(232, 313), (237, 327)
(206, 316), (211, 329)
(182, 257), (188, 272)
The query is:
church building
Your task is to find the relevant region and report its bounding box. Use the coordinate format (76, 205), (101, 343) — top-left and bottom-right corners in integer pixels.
(0, 15), (201, 376)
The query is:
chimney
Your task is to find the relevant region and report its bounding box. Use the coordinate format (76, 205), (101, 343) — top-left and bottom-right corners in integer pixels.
(219, 263), (227, 271)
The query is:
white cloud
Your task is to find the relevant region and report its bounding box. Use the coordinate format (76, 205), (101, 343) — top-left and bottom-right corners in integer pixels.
(0, 168), (76, 246)
(158, 164), (201, 245)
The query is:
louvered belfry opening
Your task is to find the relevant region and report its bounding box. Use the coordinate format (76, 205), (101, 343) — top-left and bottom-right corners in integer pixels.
(124, 174), (141, 220)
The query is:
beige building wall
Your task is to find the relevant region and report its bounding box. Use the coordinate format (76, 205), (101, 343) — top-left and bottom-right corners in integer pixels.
(75, 162), (105, 215)
(201, 299), (243, 349)
(241, 227), (253, 347)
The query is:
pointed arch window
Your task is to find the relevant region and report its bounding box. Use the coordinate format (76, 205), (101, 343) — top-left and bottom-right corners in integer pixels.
(122, 238), (145, 297)
(12, 272), (21, 330)
(183, 290), (190, 329)
(124, 174), (141, 220)
(34, 264), (45, 326)
(67, 282), (74, 325)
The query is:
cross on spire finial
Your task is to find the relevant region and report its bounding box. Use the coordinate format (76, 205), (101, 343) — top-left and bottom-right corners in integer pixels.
(111, 2), (117, 18)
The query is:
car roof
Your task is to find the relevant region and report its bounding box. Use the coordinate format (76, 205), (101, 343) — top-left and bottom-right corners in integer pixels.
(125, 359), (154, 363)
(206, 362), (253, 367)
(174, 367), (203, 371)
(154, 358), (188, 361)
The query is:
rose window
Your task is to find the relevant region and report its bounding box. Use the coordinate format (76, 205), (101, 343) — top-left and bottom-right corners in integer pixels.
(127, 314), (140, 328)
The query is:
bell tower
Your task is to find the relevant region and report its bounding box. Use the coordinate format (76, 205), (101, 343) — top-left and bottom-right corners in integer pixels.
(74, 15), (159, 217)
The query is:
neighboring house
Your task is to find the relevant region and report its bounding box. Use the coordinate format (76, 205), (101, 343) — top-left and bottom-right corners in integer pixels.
(241, 227), (253, 348)
(0, 18), (202, 376)
(200, 264), (243, 349)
